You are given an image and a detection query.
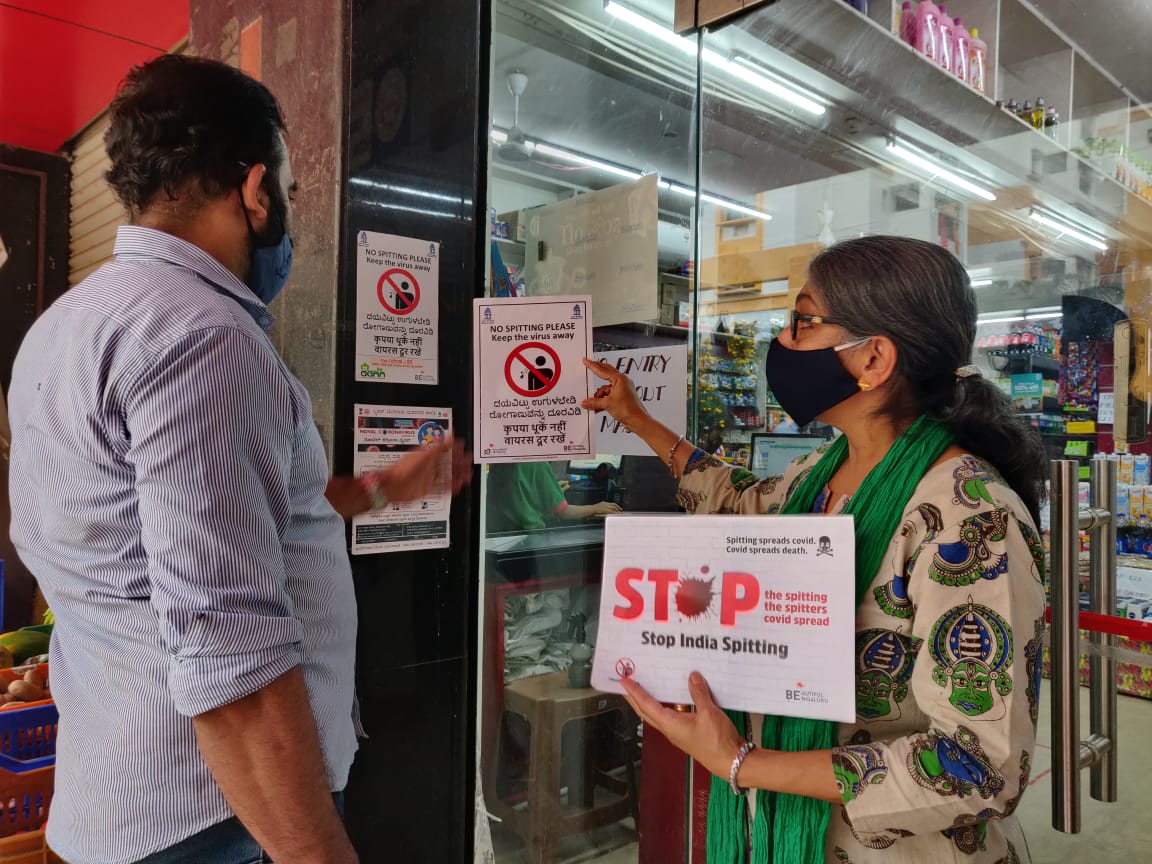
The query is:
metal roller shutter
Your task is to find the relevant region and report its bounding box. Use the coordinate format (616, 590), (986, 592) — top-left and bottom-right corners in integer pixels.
(68, 114), (125, 286)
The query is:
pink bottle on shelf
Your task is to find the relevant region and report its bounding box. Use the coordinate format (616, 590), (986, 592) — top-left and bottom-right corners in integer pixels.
(952, 18), (970, 82)
(913, 1), (941, 64)
(968, 28), (988, 93)
(936, 5), (954, 70)
(899, 1), (915, 43)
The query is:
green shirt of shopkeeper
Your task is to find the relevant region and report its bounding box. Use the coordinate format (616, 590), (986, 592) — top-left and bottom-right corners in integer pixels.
(485, 462), (569, 532)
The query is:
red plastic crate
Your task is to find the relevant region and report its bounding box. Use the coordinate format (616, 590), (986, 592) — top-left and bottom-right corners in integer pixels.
(0, 766), (53, 839)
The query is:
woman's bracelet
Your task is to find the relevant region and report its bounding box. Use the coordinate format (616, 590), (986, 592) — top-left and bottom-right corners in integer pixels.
(728, 740), (757, 796)
(359, 472), (389, 511)
(667, 435), (685, 478)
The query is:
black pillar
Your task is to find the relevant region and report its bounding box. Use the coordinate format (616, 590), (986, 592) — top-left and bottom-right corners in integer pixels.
(338, 1), (489, 859)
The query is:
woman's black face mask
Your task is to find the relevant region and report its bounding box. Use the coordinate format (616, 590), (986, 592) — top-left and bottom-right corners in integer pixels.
(764, 337), (870, 427)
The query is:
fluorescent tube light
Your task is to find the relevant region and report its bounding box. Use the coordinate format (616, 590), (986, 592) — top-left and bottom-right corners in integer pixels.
(728, 56), (826, 116)
(886, 142), (997, 201)
(490, 129), (770, 220)
(1026, 312), (1063, 321)
(605, 1), (825, 117)
(979, 315), (1026, 324)
(971, 279), (993, 287)
(666, 182), (772, 221)
(605, 2), (694, 53)
(701, 193), (772, 221)
(1029, 211), (1108, 252)
(532, 143), (643, 180)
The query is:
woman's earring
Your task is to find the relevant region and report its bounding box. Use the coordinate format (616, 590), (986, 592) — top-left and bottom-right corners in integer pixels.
(857, 379), (873, 392)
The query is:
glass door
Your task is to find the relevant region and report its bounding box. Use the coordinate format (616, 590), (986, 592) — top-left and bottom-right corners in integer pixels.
(478, 2), (703, 861)
(692, 1), (1152, 862)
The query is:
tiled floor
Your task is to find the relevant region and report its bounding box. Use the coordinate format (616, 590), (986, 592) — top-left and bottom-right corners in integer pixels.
(489, 686), (1152, 863)
(1015, 685), (1152, 862)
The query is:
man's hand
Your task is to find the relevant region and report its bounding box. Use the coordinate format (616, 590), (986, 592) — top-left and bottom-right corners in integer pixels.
(325, 436), (473, 520)
(193, 668), (359, 864)
(378, 434), (472, 503)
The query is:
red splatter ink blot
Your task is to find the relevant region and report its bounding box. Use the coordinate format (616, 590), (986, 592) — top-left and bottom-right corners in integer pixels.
(676, 576), (715, 619)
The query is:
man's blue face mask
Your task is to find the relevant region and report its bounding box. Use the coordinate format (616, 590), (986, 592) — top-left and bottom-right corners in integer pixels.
(240, 176), (293, 305)
(249, 231), (293, 305)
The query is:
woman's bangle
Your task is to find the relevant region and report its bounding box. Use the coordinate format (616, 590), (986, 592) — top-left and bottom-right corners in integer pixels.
(667, 435), (685, 478)
(728, 740), (757, 796)
(359, 473), (389, 511)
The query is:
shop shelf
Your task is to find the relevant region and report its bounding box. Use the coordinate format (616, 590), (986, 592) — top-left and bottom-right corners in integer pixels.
(741, 0), (1151, 240)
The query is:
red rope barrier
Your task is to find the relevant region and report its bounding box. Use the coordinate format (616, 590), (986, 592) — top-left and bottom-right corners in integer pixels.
(1045, 607), (1152, 642)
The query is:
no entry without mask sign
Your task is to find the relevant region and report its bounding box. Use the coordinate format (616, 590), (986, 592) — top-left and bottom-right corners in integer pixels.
(592, 514), (857, 722)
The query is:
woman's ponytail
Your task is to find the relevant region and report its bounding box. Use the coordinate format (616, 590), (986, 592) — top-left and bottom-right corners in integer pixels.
(937, 375), (1047, 525)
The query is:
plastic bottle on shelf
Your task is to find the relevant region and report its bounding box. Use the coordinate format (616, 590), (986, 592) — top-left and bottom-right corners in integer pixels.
(1031, 97), (1046, 130)
(899, 1), (915, 43)
(968, 28), (987, 93)
(952, 19), (970, 81)
(936, 5), (953, 70)
(913, 1), (941, 63)
(1136, 453), (1151, 486)
(1044, 106), (1060, 140)
(1004, 97), (1019, 115)
(1018, 100), (1033, 123)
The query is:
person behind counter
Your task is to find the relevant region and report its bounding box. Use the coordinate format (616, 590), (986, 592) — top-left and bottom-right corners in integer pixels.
(485, 462), (620, 533)
(581, 235), (1047, 864)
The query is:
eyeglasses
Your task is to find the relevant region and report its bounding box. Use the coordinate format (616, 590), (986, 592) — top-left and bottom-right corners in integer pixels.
(790, 310), (850, 341)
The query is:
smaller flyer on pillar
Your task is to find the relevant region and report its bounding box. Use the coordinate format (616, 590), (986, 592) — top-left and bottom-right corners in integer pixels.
(355, 231), (439, 384)
(474, 295), (595, 463)
(591, 515), (856, 722)
(351, 404), (452, 555)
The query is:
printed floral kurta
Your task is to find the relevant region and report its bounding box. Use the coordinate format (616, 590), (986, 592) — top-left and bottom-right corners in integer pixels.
(677, 445), (1047, 864)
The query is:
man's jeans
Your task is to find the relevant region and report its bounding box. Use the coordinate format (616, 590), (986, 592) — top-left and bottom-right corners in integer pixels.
(131, 793), (345, 864)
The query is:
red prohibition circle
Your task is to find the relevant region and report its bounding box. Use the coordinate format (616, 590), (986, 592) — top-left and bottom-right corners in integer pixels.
(376, 267), (420, 315)
(504, 341), (561, 397)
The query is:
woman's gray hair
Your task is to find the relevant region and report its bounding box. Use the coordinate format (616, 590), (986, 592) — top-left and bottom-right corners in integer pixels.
(805, 235), (1046, 524)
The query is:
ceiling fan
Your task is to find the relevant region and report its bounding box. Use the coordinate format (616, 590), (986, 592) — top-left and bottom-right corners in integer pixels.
(498, 70), (532, 162)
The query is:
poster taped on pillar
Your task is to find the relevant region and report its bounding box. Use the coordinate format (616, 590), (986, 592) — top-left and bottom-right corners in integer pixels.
(591, 515), (856, 721)
(522, 173), (658, 327)
(591, 345), (688, 456)
(355, 231), (439, 384)
(351, 404), (452, 554)
(474, 295), (594, 463)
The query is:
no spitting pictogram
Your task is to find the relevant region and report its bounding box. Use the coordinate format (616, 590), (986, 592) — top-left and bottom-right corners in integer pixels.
(505, 341), (561, 397)
(377, 268), (420, 315)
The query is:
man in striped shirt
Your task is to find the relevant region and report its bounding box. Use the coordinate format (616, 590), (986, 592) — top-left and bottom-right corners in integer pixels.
(8, 55), (464, 864)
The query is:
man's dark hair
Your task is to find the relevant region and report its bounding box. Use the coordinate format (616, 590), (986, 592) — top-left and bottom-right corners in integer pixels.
(104, 55), (286, 214)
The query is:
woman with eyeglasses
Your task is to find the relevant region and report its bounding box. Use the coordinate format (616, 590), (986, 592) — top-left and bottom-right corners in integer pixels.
(582, 235), (1047, 864)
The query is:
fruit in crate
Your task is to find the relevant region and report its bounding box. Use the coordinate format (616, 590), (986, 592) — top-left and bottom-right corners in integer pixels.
(0, 627), (51, 665)
(0, 664), (50, 707)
